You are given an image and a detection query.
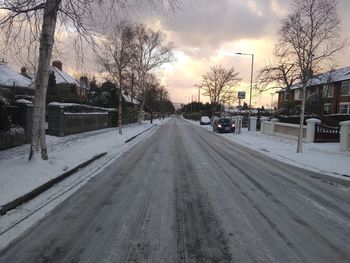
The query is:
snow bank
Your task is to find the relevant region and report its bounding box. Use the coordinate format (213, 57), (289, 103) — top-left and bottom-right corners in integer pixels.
(0, 119), (168, 207)
(190, 119), (350, 180)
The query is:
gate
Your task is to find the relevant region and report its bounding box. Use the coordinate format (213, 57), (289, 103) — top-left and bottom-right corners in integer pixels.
(314, 124), (340, 143)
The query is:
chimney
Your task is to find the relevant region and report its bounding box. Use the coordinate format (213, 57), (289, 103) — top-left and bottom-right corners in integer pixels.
(20, 66), (32, 79)
(52, 60), (63, 71)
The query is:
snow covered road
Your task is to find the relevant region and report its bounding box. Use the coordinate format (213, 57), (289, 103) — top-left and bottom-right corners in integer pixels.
(0, 116), (349, 262)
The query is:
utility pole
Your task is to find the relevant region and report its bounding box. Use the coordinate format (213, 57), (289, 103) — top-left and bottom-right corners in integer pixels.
(191, 94), (193, 116)
(198, 88), (200, 103)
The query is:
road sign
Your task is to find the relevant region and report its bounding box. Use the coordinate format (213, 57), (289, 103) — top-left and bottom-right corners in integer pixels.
(238, 91), (246, 99)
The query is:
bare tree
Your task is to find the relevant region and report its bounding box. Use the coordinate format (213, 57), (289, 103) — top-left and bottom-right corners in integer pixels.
(0, 0), (178, 160)
(131, 24), (174, 123)
(197, 65), (240, 114)
(277, 0), (346, 153)
(143, 75), (167, 123)
(257, 46), (298, 93)
(97, 21), (135, 135)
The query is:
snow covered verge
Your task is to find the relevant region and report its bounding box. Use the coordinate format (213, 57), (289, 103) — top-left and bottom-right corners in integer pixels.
(187, 119), (350, 181)
(0, 119), (168, 208)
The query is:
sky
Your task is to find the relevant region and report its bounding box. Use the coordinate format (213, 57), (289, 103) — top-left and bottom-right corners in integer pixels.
(128, 0), (350, 107)
(2, 0), (350, 108)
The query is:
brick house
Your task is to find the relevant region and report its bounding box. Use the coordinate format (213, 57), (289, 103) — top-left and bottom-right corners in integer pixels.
(51, 61), (90, 99)
(17, 60), (90, 100)
(277, 66), (350, 115)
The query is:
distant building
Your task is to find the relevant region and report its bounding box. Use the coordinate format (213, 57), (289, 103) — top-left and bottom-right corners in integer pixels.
(123, 92), (139, 106)
(277, 66), (350, 115)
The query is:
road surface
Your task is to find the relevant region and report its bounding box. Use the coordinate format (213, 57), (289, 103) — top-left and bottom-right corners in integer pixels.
(1, 116), (350, 262)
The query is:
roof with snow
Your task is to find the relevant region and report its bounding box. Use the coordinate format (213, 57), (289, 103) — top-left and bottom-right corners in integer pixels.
(51, 66), (80, 87)
(123, 94), (139, 105)
(288, 66), (350, 91)
(0, 62), (33, 88)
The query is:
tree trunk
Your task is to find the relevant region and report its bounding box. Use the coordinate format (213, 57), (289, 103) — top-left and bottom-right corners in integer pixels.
(118, 82), (123, 135)
(138, 100), (144, 124)
(29, 0), (61, 160)
(297, 85), (306, 153)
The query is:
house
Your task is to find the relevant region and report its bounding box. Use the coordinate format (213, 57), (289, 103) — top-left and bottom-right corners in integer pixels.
(0, 60), (33, 96)
(1, 60), (90, 100)
(123, 92), (140, 106)
(51, 60), (90, 99)
(277, 66), (350, 115)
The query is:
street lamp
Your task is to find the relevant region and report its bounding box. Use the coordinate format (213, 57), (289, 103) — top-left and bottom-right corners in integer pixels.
(235, 52), (254, 131)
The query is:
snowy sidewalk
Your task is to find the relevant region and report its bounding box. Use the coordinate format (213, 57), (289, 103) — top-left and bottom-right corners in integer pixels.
(0, 119), (167, 208)
(190, 120), (350, 180)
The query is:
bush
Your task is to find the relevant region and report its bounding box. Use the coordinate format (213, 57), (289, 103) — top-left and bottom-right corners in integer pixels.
(276, 115), (317, 125)
(0, 103), (9, 131)
(276, 114), (350, 127)
(47, 83), (80, 104)
(122, 107), (138, 124)
(0, 89), (14, 131)
(322, 114), (350, 126)
(0, 88), (14, 104)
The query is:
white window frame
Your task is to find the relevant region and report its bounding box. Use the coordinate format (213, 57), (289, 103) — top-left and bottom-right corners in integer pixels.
(324, 103), (332, 114)
(339, 103), (350, 114)
(323, 84), (334, 98)
(294, 89), (302, 100)
(307, 90), (312, 99)
(341, 81), (350, 96)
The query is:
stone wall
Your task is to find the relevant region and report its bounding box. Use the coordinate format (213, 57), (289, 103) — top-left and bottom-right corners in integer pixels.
(0, 129), (27, 150)
(47, 105), (113, 137)
(62, 112), (108, 136)
(261, 119), (308, 142)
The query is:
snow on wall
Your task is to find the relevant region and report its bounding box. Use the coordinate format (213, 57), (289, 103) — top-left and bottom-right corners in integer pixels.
(261, 120), (307, 141)
(48, 102), (116, 112)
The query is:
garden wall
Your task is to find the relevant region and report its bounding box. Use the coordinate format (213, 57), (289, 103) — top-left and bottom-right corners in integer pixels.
(47, 103), (116, 137)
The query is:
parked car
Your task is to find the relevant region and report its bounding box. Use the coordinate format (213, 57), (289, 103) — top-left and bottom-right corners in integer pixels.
(200, 116), (211, 125)
(213, 117), (235, 133)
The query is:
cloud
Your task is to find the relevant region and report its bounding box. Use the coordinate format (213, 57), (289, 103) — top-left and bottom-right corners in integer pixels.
(154, 0), (283, 50)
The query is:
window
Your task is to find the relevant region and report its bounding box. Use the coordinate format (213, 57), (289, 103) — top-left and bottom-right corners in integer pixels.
(339, 103), (350, 114)
(324, 103), (332, 114)
(307, 90), (313, 99)
(341, 81), (350, 96)
(294, 90), (302, 100)
(323, 84), (334, 98)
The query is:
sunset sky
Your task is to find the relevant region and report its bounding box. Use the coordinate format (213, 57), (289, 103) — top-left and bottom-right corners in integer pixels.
(134, 0), (350, 107)
(2, 0), (350, 108)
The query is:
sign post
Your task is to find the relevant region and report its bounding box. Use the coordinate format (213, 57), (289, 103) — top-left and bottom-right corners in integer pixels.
(237, 91), (246, 100)
(236, 91), (246, 134)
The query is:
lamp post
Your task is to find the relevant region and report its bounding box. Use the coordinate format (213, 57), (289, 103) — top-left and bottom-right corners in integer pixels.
(236, 52), (254, 131)
(198, 87), (201, 104)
